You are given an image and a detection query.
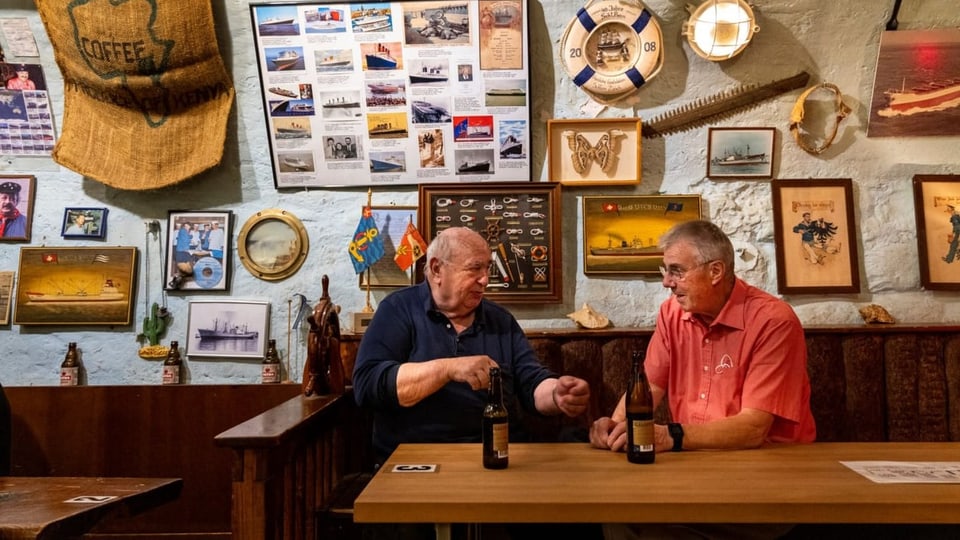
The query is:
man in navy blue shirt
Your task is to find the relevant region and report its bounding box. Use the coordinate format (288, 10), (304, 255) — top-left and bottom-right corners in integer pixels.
(353, 227), (591, 464)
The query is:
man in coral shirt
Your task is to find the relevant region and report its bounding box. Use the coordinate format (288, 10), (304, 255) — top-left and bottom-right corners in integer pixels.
(590, 220), (815, 539)
(6, 65), (35, 91)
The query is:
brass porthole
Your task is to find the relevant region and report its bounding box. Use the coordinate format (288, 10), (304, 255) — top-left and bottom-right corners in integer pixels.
(237, 208), (309, 281)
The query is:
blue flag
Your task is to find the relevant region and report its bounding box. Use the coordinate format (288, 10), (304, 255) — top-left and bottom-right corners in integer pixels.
(348, 206), (384, 274)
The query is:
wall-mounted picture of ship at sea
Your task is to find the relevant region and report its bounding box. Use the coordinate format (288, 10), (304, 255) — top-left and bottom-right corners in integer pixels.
(582, 195), (702, 275)
(706, 127), (774, 179)
(14, 247), (137, 325)
(186, 300), (270, 359)
(868, 29), (960, 138)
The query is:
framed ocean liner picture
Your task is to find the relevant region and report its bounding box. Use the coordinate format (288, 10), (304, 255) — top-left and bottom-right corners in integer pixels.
(250, 0), (532, 187)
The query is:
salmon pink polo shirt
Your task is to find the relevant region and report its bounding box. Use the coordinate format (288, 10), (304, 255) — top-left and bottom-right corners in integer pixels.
(645, 278), (817, 443)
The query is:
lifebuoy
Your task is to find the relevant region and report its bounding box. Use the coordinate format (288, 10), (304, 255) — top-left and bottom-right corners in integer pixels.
(559, 0), (664, 103)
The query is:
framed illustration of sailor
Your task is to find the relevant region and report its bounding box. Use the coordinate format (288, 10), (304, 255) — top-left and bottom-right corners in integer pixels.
(13, 246), (137, 326)
(706, 127), (775, 179)
(186, 299), (270, 360)
(250, 1), (532, 188)
(913, 174), (960, 290)
(547, 118), (641, 186)
(582, 195), (702, 275)
(419, 182), (562, 304)
(771, 179), (860, 294)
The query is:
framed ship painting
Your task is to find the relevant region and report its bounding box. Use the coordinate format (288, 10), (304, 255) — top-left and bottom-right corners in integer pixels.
(250, 0), (532, 187)
(186, 300), (270, 360)
(13, 247), (137, 326)
(582, 195), (702, 275)
(706, 127), (774, 179)
(868, 28), (960, 137)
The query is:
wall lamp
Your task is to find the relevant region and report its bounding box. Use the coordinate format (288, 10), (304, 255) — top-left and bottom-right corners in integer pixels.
(683, 0), (759, 61)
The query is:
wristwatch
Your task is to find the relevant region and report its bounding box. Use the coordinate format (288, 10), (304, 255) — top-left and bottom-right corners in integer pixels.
(667, 422), (684, 452)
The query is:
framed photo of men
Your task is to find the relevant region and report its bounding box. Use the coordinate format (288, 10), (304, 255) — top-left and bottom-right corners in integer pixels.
(164, 210), (232, 291)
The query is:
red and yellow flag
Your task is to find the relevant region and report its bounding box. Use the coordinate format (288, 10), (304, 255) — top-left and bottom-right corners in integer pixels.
(394, 222), (428, 272)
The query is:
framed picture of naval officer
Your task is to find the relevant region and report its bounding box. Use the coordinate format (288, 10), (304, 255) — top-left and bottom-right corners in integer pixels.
(0, 174), (34, 242)
(164, 210), (232, 291)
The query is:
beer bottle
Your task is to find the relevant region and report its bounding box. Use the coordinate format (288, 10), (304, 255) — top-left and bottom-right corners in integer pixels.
(162, 341), (183, 385)
(261, 339), (281, 384)
(482, 366), (509, 469)
(60, 342), (80, 386)
(626, 350), (655, 464)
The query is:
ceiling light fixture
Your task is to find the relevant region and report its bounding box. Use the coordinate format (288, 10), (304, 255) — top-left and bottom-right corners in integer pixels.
(683, 0), (759, 61)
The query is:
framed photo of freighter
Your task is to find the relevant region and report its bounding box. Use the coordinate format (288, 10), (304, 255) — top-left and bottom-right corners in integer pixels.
(250, 1), (532, 188)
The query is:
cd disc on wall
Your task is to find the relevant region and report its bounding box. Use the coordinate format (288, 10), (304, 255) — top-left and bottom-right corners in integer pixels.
(193, 257), (224, 289)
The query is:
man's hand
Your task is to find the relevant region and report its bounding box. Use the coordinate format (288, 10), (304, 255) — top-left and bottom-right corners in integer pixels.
(444, 355), (499, 390)
(553, 376), (590, 417)
(589, 417), (627, 452)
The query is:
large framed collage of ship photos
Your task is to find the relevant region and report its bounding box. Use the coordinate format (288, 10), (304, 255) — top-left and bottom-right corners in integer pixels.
(250, 1), (532, 187)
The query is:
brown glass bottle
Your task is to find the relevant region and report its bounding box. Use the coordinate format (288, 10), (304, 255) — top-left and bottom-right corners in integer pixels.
(626, 350), (655, 464)
(60, 342), (80, 386)
(261, 339), (281, 384)
(482, 367), (509, 469)
(162, 341), (182, 385)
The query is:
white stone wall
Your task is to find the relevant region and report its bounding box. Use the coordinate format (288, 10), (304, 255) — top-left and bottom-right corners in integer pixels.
(1, 0), (958, 385)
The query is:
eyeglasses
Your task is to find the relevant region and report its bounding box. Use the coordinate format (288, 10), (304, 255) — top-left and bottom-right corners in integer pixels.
(659, 260), (715, 282)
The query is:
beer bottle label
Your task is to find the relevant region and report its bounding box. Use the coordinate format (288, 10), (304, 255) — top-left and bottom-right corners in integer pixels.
(630, 419), (655, 452)
(261, 364), (279, 383)
(491, 422), (509, 456)
(162, 365), (180, 385)
(60, 367), (78, 386)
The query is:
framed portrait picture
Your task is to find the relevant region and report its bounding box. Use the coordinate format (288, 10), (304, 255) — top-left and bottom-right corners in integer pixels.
(62, 207), (108, 238)
(237, 208), (309, 281)
(706, 127), (775, 179)
(164, 210), (232, 291)
(582, 195), (702, 275)
(359, 205), (421, 289)
(0, 271), (13, 325)
(547, 118), (641, 186)
(913, 174), (960, 290)
(771, 179), (860, 294)
(186, 299), (270, 360)
(250, 0), (531, 187)
(419, 182), (562, 304)
(0, 174), (35, 242)
(13, 246), (137, 326)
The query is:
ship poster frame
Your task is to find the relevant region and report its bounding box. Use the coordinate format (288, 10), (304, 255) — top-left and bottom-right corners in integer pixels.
(419, 182), (562, 304)
(13, 246), (137, 326)
(582, 195), (702, 275)
(250, 0), (532, 188)
(186, 299), (270, 360)
(706, 127), (775, 179)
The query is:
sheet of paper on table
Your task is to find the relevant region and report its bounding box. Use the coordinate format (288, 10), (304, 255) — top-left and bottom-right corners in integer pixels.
(841, 461), (960, 483)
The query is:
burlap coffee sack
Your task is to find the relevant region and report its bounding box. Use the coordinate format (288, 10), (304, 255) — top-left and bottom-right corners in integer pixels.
(36, 0), (235, 190)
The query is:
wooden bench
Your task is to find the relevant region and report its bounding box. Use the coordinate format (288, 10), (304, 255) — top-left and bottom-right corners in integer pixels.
(6, 383), (302, 539)
(217, 324), (960, 539)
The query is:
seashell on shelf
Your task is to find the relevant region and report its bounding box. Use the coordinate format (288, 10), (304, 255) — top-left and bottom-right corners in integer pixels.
(566, 303), (611, 329)
(858, 304), (895, 324)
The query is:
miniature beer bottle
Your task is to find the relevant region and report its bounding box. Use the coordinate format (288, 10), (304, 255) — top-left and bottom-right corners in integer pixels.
(482, 366), (509, 469)
(261, 339), (281, 384)
(59, 342), (80, 386)
(162, 341), (182, 385)
(626, 350), (655, 464)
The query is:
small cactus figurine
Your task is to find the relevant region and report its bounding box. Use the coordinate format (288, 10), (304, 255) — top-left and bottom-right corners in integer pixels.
(138, 303), (171, 359)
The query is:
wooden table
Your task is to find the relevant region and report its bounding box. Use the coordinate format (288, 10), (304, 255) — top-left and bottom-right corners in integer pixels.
(355, 442), (960, 537)
(0, 476), (182, 540)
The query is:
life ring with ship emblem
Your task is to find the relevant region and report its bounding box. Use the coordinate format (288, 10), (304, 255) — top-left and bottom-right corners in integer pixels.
(559, 0), (664, 104)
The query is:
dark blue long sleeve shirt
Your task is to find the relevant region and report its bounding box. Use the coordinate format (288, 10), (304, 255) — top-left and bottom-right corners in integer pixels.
(353, 281), (555, 463)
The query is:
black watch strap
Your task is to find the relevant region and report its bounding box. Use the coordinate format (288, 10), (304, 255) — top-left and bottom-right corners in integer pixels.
(668, 422), (684, 452)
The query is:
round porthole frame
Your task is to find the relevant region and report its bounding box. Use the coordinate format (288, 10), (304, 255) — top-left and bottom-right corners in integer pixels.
(237, 208), (309, 281)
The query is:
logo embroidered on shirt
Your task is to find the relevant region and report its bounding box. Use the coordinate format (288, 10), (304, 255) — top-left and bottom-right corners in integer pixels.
(715, 354), (734, 374)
